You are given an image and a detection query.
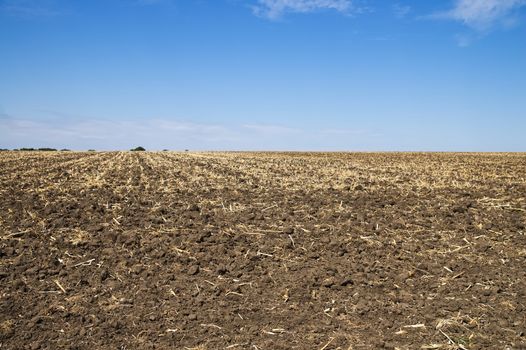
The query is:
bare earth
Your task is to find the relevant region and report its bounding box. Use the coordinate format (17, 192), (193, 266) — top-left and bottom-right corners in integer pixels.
(1, 151), (525, 349)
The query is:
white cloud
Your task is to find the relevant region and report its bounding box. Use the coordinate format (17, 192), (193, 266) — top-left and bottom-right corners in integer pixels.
(0, 113), (316, 150)
(393, 3), (410, 19)
(3, 6), (57, 17)
(0, 0), (61, 18)
(320, 128), (367, 135)
(433, 0), (526, 30)
(242, 124), (301, 134)
(0, 112), (382, 151)
(252, 0), (353, 19)
(0, 115), (238, 150)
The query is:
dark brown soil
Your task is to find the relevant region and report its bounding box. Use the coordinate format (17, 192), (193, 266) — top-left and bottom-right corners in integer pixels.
(1, 152), (525, 349)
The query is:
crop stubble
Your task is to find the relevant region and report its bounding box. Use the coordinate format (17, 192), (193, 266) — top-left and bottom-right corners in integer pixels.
(0, 151), (525, 349)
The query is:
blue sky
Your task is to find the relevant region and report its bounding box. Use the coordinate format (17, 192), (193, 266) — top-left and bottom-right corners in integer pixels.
(1, 0), (525, 151)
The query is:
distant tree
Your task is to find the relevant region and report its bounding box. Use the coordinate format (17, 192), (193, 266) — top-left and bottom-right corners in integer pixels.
(88, 149), (96, 152)
(162, 149), (169, 152)
(131, 146), (146, 151)
(38, 147), (57, 151)
(20, 148), (35, 151)
(60, 149), (71, 152)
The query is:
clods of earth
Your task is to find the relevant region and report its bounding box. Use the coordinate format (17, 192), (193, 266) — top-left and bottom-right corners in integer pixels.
(0, 151), (525, 349)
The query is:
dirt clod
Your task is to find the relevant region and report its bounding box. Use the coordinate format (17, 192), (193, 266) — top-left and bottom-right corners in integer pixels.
(1, 151), (525, 349)
(187, 265), (200, 275)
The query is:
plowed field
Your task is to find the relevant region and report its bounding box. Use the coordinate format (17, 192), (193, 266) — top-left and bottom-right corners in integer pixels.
(1, 152), (525, 349)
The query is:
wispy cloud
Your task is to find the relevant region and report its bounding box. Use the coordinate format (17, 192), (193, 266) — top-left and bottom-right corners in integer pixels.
(242, 124), (301, 134)
(0, 0), (62, 18)
(393, 3), (410, 19)
(0, 113), (237, 150)
(252, 0), (354, 20)
(0, 112), (380, 151)
(0, 112), (314, 150)
(320, 128), (367, 135)
(431, 0), (526, 30)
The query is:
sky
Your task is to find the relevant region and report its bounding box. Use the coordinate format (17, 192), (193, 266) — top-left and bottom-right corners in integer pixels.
(0, 0), (525, 151)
